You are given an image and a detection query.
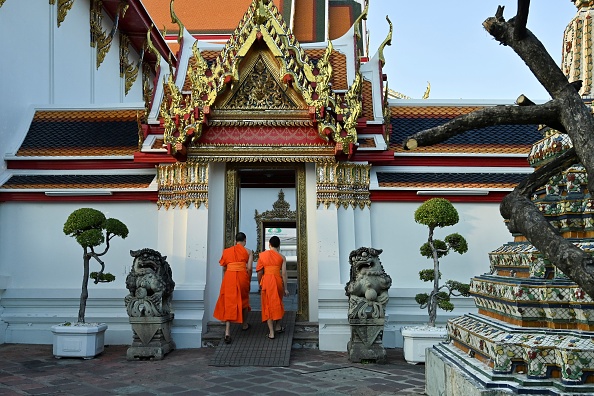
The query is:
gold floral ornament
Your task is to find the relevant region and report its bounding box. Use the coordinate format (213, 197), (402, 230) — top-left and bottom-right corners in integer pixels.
(161, 0), (362, 158)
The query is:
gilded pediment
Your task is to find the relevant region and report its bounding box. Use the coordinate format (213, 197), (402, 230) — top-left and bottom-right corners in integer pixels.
(160, 0), (364, 159)
(222, 55), (299, 110)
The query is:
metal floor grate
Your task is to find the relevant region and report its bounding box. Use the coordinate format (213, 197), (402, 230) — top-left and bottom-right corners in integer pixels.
(209, 310), (296, 367)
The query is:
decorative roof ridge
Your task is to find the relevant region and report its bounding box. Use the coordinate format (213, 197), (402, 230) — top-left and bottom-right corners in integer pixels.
(159, 0), (364, 159)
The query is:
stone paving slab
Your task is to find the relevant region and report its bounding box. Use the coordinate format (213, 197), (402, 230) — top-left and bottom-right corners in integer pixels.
(210, 311), (295, 367)
(0, 343), (426, 395)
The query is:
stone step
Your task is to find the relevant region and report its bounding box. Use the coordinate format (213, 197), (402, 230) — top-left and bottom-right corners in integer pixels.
(202, 320), (319, 349)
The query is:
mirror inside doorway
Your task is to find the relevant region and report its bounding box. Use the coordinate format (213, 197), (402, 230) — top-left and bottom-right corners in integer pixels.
(237, 168), (298, 312)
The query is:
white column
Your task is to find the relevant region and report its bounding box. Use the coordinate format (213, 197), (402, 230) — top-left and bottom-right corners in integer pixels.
(337, 206), (356, 285)
(317, 203), (349, 351)
(354, 205), (372, 248)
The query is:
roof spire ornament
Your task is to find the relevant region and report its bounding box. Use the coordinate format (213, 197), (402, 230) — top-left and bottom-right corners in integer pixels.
(146, 26), (161, 73)
(170, 0), (184, 44)
(354, 0), (369, 42)
(253, 0), (271, 25)
(563, 1), (594, 95)
(378, 16), (393, 68)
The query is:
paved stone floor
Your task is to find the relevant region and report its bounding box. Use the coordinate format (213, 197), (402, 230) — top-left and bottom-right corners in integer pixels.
(0, 344), (426, 395)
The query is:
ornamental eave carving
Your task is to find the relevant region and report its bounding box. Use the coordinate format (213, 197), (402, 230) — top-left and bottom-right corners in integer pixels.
(160, 0), (364, 159)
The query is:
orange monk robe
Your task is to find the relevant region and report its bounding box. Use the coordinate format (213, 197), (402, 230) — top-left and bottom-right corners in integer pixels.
(213, 244), (251, 323)
(257, 249), (285, 322)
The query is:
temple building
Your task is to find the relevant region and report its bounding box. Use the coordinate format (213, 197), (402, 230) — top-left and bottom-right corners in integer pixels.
(0, 0), (549, 353)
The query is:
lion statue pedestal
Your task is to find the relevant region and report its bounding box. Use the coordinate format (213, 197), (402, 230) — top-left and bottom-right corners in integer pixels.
(124, 248), (176, 360)
(345, 247), (392, 363)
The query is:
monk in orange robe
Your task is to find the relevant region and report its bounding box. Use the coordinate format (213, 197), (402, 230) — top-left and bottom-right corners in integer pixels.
(213, 232), (253, 344)
(257, 235), (289, 339)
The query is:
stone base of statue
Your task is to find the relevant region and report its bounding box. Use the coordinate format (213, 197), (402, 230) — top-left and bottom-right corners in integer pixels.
(126, 314), (175, 361)
(347, 318), (387, 363)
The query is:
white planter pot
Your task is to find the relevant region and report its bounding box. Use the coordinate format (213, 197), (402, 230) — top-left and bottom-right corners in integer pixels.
(401, 325), (447, 364)
(51, 323), (108, 359)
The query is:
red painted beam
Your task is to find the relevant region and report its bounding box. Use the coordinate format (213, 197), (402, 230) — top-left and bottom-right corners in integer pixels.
(6, 160), (155, 170)
(133, 152), (177, 164)
(389, 156), (531, 168)
(370, 190), (509, 203)
(0, 192), (158, 203)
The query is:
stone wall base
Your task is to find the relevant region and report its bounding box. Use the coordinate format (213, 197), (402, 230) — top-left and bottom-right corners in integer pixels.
(426, 343), (594, 395)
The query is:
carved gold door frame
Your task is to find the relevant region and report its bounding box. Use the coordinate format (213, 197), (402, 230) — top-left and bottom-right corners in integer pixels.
(225, 163), (309, 321)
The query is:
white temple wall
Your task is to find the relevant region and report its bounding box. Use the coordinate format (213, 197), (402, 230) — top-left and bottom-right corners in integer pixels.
(371, 200), (511, 347)
(0, 201), (157, 345)
(0, 0), (144, 160)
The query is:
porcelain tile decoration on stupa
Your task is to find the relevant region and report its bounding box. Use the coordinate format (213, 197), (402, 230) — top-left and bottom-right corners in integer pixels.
(428, 3), (594, 394)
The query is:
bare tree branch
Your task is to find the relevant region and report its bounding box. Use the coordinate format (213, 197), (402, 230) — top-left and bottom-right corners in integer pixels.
(501, 192), (594, 290)
(401, 4), (594, 297)
(512, 148), (578, 197)
(513, 0), (530, 41)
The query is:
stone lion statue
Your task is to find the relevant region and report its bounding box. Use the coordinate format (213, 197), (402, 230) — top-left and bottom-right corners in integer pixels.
(345, 247), (392, 319)
(124, 248), (175, 317)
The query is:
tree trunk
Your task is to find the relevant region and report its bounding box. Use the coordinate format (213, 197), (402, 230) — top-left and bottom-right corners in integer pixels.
(428, 227), (438, 327)
(78, 249), (90, 323)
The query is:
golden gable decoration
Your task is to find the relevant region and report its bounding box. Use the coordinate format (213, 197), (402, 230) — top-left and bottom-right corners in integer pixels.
(160, 0), (363, 158)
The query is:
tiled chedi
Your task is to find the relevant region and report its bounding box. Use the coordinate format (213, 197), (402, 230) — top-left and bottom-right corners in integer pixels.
(447, 125), (594, 384)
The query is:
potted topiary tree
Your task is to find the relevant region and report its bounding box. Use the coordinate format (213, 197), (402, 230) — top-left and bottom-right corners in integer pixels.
(401, 198), (470, 364)
(51, 208), (129, 359)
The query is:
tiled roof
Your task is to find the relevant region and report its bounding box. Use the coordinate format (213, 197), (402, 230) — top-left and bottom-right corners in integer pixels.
(362, 78), (374, 120)
(183, 51), (222, 91)
(304, 50), (347, 90)
(293, 0), (316, 42)
(376, 172), (527, 189)
(1, 174), (155, 190)
(389, 106), (541, 154)
(143, 0), (277, 34)
(328, 5), (353, 40)
(16, 110), (140, 157)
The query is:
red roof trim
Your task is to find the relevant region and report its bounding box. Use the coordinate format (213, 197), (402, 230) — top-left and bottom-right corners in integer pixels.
(389, 156), (531, 168)
(0, 192), (158, 203)
(6, 160), (156, 171)
(370, 190), (509, 203)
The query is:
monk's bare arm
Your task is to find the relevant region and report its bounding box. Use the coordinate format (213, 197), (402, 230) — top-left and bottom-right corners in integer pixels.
(246, 249), (253, 276)
(281, 255), (289, 296)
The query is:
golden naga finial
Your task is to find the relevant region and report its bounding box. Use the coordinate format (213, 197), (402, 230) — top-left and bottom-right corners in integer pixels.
(146, 26), (162, 73)
(422, 82), (431, 99)
(574, 0), (594, 9)
(354, 0), (369, 41)
(378, 16), (393, 67)
(170, 0), (184, 44)
(253, 0), (271, 25)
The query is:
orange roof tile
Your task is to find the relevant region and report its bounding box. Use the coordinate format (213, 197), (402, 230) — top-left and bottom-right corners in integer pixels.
(329, 5), (352, 40)
(142, 0), (284, 35)
(16, 147), (137, 157)
(389, 105), (541, 155)
(390, 106), (483, 118)
(304, 49), (347, 90)
(33, 109), (140, 122)
(17, 109), (141, 158)
(362, 78), (374, 120)
(293, 0), (316, 42)
(390, 143), (532, 155)
(378, 181), (519, 189)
